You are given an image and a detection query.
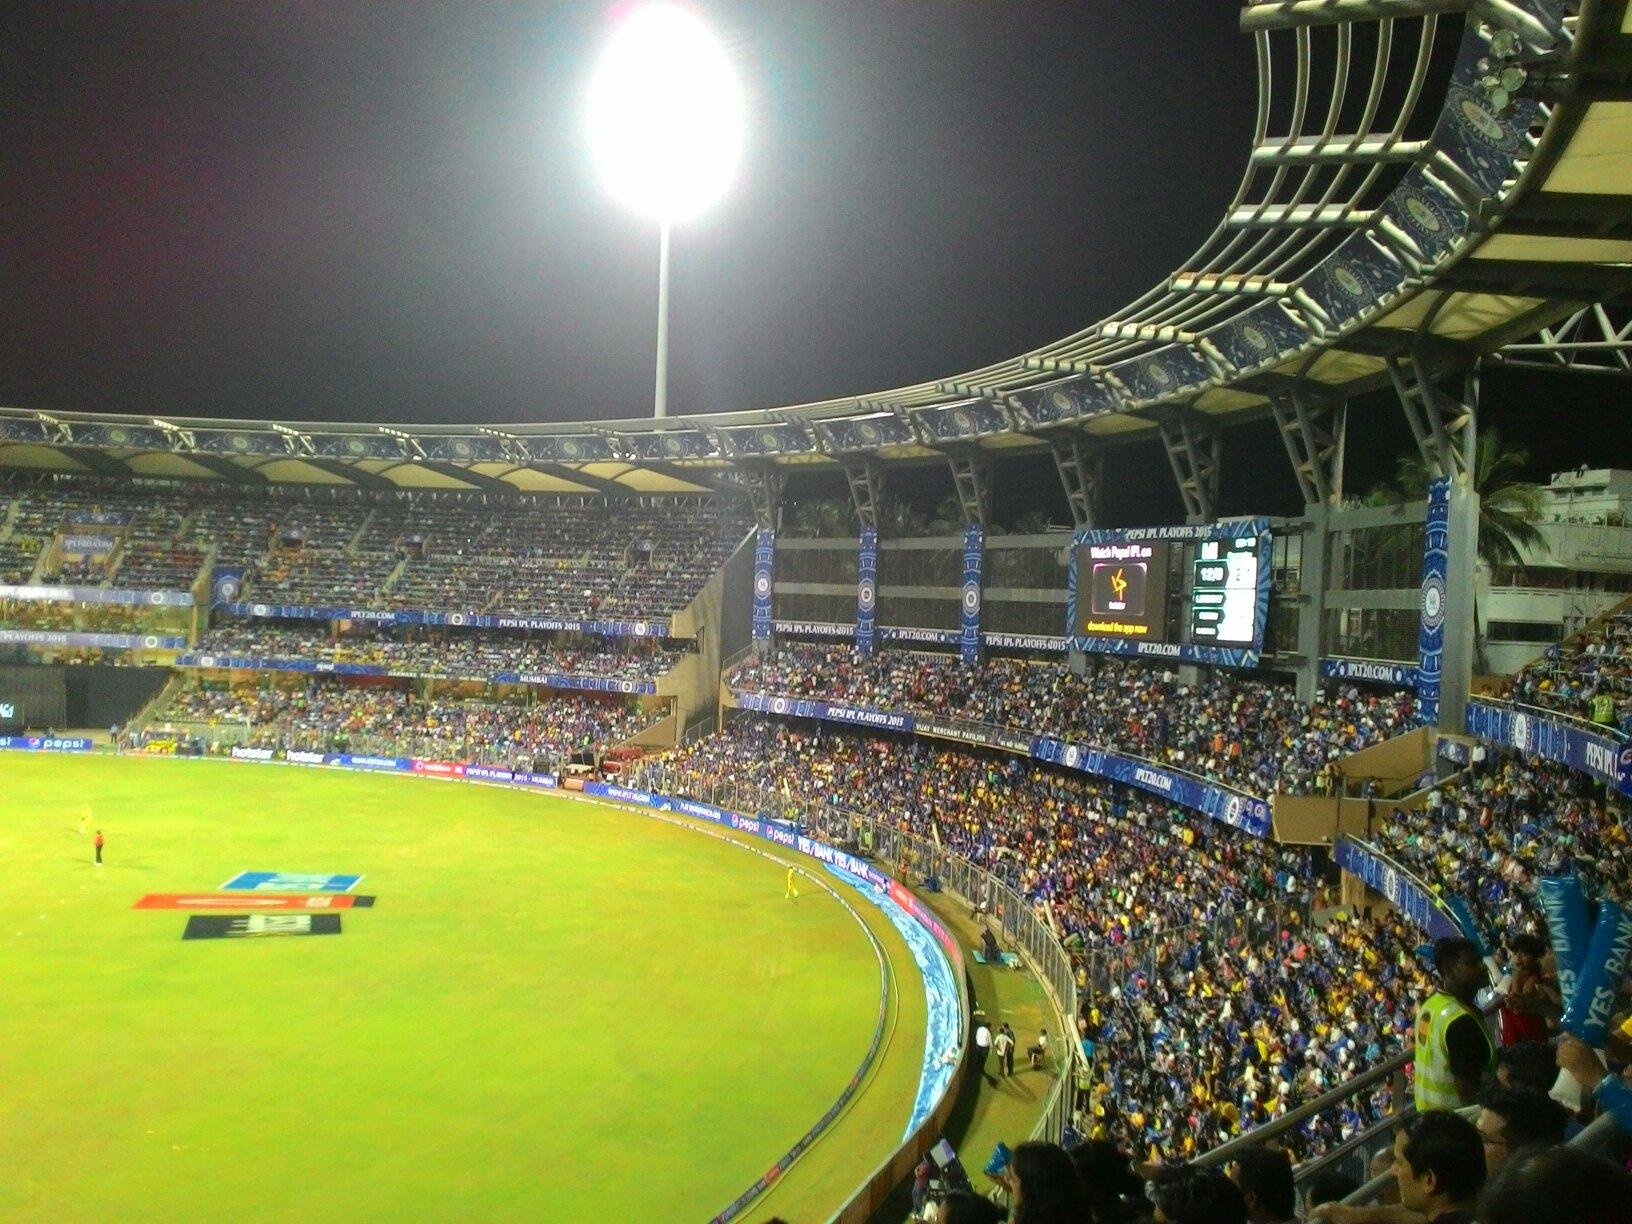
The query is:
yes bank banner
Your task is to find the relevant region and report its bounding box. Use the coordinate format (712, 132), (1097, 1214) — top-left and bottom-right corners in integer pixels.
(1465, 699), (1632, 796)
(1335, 839), (1459, 940)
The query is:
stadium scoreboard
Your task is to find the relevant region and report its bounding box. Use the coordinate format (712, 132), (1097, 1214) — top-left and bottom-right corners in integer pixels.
(1066, 520), (1273, 667)
(1189, 536), (1261, 646)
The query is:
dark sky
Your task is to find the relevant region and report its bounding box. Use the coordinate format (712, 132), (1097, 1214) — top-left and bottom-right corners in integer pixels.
(1, 2), (1626, 525)
(0, 1), (1256, 425)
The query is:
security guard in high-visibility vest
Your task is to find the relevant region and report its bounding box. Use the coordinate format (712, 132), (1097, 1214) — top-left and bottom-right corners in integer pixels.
(1415, 937), (1495, 1111)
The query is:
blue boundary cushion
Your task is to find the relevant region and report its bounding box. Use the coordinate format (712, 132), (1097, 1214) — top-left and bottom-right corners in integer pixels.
(221, 871), (363, 893)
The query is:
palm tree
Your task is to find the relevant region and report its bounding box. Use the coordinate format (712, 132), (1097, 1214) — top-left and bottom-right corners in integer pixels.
(1370, 430), (1547, 569)
(1367, 430), (1547, 673)
(786, 498), (852, 538)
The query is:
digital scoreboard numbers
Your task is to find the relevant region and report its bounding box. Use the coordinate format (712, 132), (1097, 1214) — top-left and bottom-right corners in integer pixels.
(1189, 537), (1260, 645)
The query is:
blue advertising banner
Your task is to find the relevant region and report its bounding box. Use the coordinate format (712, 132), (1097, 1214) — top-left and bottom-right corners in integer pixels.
(0, 583), (194, 608)
(60, 534), (117, 555)
(211, 567), (246, 605)
(734, 686), (1269, 834)
(855, 528), (878, 656)
(0, 735), (94, 753)
(1417, 478), (1450, 726)
(774, 619), (854, 638)
(752, 528), (775, 642)
(735, 690), (915, 733)
(1319, 657), (1418, 689)
(884, 626), (960, 646)
(1030, 735), (1271, 837)
(1465, 699), (1632, 796)
(960, 525), (984, 665)
(1334, 839), (1460, 940)
(217, 601), (671, 639)
(176, 652), (658, 694)
(0, 629), (186, 651)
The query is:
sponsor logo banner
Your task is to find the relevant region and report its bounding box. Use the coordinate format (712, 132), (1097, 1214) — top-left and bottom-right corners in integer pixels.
(734, 690), (915, 733)
(1320, 657), (1417, 688)
(1030, 735), (1271, 837)
(773, 619), (853, 638)
(752, 528), (775, 641)
(1417, 478), (1450, 726)
(137, 893), (374, 911)
(216, 601), (669, 640)
(0, 629), (185, 651)
(1465, 699), (1632, 796)
(221, 872), (363, 893)
(0, 583), (194, 608)
(960, 524), (984, 664)
(983, 632), (1068, 653)
(881, 626), (960, 646)
(183, 913), (342, 940)
(1334, 840), (1459, 940)
(855, 528), (878, 656)
(738, 687), (1267, 834)
(61, 534), (117, 555)
(0, 735), (94, 753)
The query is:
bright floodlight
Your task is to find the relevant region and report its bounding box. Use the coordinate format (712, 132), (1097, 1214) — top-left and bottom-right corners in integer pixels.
(588, 4), (744, 223)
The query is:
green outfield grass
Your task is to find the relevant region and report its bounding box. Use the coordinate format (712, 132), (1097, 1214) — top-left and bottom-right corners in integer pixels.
(0, 754), (926, 1222)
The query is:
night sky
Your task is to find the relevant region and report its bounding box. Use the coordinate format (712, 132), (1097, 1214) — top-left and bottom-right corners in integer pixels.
(1, 2), (1625, 524)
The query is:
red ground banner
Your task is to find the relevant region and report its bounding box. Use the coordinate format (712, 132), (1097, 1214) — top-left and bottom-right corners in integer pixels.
(134, 894), (372, 911)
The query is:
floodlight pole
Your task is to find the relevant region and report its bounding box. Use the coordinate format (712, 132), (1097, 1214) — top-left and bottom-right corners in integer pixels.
(654, 218), (671, 419)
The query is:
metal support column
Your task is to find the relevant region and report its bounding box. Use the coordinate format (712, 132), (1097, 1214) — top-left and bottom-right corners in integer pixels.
(1158, 411), (1222, 524)
(1386, 358), (1477, 484)
(728, 464), (784, 532)
(1051, 435), (1103, 529)
(946, 453), (990, 526)
(843, 458), (884, 531)
(1270, 393), (1347, 507)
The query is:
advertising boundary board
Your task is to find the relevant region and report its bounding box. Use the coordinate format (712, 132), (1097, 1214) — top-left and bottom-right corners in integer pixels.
(114, 747), (958, 1223)
(732, 689), (1271, 837)
(1464, 699), (1632, 797)
(0, 735), (94, 753)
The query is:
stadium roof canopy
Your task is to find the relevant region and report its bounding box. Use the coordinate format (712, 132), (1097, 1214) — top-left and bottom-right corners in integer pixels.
(2, 0), (1629, 501)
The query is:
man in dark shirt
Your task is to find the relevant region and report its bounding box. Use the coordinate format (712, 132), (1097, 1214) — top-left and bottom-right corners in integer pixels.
(1391, 1111), (1485, 1224)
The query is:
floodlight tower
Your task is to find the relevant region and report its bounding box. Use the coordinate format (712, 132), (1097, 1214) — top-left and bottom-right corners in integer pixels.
(588, 4), (744, 419)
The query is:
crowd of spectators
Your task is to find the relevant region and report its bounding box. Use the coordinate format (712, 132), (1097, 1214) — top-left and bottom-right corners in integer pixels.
(1509, 610), (1632, 736)
(1374, 752), (1632, 939)
(149, 678), (657, 766)
(638, 717), (1436, 1163)
(0, 480), (750, 620)
(191, 621), (684, 683)
(727, 645), (1416, 799)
